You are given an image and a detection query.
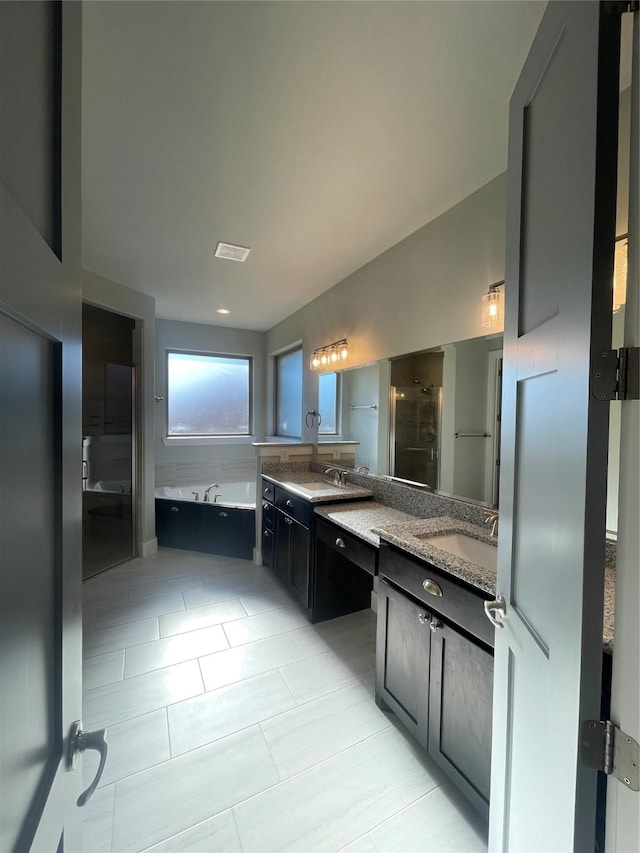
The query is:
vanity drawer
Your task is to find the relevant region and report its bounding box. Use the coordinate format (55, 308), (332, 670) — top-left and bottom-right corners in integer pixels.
(261, 479), (275, 503)
(274, 486), (313, 526)
(379, 541), (493, 648)
(316, 517), (377, 577)
(261, 500), (274, 529)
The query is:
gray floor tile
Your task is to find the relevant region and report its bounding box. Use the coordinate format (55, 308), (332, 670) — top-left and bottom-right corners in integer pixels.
(185, 565), (278, 608)
(127, 572), (205, 602)
(84, 659), (204, 729)
(340, 835), (380, 853)
(199, 632), (305, 691)
(83, 617), (160, 659)
(124, 624), (229, 678)
(291, 608), (377, 657)
(83, 649), (125, 690)
(168, 670), (296, 756)
(83, 708), (171, 790)
(369, 786), (488, 852)
(260, 680), (391, 779)
(158, 598), (246, 638)
(279, 641), (376, 703)
(233, 733), (436, 852)
(239, 585), (295, 615)
(223, 606), (310, 647)
(140, 809), (242, 853)
(111, 726), (279, 853)
(81, 783), (115, 853)
(94, 593), (186, 630)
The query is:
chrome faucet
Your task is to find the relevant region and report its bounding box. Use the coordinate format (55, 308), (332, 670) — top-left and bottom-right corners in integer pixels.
(324, 467), (347, 486)
(485, 512), (499, 538)
(203, 483), (220, 502)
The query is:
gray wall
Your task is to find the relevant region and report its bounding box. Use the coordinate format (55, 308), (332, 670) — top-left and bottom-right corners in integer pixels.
(265, 173), (507, 444)
(155, 319), (267, 486)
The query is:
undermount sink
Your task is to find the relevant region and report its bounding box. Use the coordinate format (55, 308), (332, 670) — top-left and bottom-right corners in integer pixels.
(298, 481), (336, 490)
(418, 532), (498, 572)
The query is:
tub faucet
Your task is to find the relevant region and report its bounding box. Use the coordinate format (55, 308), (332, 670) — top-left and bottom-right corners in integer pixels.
(203, 483), (220, 502)
(485, 512), (499, 538)
(324, 467), (346, 486)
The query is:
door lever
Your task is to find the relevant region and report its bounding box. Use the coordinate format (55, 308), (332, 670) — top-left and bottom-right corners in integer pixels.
(484, 595), (507, 629)
(68, 721), (108, 806)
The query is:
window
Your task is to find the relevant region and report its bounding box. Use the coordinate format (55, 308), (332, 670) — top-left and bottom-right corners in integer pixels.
(166, 351), (251, 436)
(275, 347), (302, 437)
(318, 371), (340, 435)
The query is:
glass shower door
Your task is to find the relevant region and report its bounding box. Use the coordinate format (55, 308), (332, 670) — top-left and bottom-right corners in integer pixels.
(390, 385), (442, 490)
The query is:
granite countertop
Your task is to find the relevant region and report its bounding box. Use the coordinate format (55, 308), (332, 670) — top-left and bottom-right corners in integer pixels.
(262, 470), (373, 503)
(314, 501), (418, 547)
(313, 503), (616, 653)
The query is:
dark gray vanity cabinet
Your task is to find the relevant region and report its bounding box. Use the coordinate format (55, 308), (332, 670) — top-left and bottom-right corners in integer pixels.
(376, 540), (493, 819)
(262, 479), (314, 613)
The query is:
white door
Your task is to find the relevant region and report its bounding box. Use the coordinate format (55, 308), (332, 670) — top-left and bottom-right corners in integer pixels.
(0, 3), (88, 851)
(489, 3), (623, 851)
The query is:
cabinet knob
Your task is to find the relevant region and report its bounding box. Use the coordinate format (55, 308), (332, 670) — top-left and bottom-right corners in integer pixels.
(285, 499), (293, 508)
(423, 578), (443, 597)
(335, 537), (346, 549)
(171, 506), (179, 513)
(263, 529), (270, 537)
(262, 502), (270, 510)
(285, 517), (292, 526)
(429, 619), (443, 632)
(264, 488), (271, 496)
(219, 511), (228, 518)
(417, 612), (428, 624)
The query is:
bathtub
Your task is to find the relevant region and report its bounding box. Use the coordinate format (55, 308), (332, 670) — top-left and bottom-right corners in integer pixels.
(155, 481), (256, 508)
(154, 481), (256, 559)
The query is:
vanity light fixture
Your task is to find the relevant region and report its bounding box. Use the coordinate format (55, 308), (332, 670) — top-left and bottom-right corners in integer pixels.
(481, 280), (505, 329)
(613, 236), (628, 313)
(310, 339), (349, 371)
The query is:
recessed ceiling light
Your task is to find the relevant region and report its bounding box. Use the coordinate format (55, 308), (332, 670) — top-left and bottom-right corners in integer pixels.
(216, 308), (231, 315)
(215, 242), (251, 262)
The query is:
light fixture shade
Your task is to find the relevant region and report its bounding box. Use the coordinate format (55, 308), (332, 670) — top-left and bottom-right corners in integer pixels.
(613, 238), (628, 313)
(481, 283), (504, 329)
(309, 339), (349, 371)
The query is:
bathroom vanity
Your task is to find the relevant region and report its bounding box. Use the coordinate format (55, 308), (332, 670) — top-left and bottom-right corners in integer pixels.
(260, 473), (373, 621)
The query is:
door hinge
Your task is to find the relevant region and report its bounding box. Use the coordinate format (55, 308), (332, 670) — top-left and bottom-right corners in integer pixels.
(591, 347), (640, 401)
(581, 720), (640, 790)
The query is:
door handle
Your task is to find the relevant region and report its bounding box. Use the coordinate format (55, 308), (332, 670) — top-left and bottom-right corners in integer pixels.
(68, 721), (108, 807)
(484, 594), (507, 629)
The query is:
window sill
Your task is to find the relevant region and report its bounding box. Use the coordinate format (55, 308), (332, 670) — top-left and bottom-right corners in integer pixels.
(161, 435), (256, 447)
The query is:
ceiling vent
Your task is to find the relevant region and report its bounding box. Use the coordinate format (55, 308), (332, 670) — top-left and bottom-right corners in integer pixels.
(215, 242), (251, 262)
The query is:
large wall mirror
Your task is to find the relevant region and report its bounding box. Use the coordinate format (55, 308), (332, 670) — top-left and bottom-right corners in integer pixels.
(321, 333), (503, 509)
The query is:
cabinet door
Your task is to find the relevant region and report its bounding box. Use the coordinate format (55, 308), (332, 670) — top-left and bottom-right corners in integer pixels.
(375, 579), (430, 749)
(155, 500), (188, 549)
(273, 510), (291, 582)
(262, 525), (274, 568)
(429, 620), (493, 819)
(288, 517), (310, 609)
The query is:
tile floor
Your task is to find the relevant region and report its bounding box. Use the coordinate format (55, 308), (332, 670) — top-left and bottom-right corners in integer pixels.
(81, 547), (488, 853)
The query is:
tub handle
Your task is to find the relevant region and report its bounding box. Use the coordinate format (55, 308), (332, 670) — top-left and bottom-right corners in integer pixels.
(219, 511), (228, 518)
(171, 506), (179, 513)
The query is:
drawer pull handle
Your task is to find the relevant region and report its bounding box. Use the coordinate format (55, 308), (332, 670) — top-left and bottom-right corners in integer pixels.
(219, 511), (228, 518)
(335, 537), (346, 549)
(429, 619), (443, 633)
(171, 506), (179, 513)
(285, 499), (293, 508)
(264, 488), (271, 496)
(423, 579), (443, 597)
(262, 502), (270, 510)
(417, 612), (427, 624)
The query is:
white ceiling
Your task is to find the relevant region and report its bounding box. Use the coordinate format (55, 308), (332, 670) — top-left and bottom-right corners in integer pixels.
(81, 0), (546, 331)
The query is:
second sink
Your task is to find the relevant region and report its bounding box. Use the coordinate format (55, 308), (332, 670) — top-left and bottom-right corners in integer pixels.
(417, 532), (497, 572)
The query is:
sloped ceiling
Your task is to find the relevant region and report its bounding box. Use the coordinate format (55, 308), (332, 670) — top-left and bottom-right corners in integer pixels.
(82, 1), (545, 330)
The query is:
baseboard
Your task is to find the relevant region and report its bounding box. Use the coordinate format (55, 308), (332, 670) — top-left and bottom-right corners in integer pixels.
(141, 537), (158, 557)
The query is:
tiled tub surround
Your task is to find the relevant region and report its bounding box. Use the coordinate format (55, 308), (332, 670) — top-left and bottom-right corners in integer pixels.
(81, 548), (487, 852)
